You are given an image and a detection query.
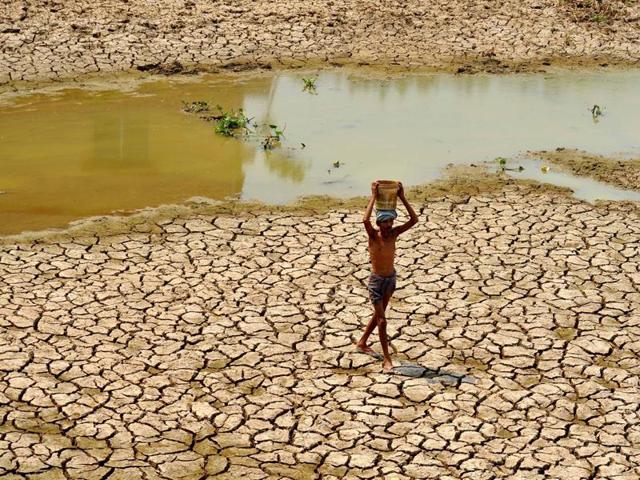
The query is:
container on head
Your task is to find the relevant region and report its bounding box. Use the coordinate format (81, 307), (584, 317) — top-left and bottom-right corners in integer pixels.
(375, 180), (399, 211)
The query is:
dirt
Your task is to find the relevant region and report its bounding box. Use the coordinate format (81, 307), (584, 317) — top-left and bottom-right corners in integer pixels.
(1, 0), (639, 86)
(532, 148), (640, 191)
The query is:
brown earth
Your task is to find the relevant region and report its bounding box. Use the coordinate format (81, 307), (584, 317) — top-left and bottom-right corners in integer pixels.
(1, 180), (639, 479)
(1, 0), (640, 86)
(532, 148), (640, 191)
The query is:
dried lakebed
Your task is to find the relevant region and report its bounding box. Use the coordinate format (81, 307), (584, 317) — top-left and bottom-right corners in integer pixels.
(1, 182), (639, 479)
(2, 0), (640, 84)
(2, 69), (640, 236)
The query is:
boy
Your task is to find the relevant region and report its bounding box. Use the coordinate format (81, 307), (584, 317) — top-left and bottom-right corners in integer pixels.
(356, 181), (419, 371)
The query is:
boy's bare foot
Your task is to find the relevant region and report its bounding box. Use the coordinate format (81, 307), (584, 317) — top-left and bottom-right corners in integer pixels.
(354, 342), (382, 359)
(382, 359), (395, 372)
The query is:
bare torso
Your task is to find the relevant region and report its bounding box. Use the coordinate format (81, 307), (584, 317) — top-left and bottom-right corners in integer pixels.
(368, 230), (397, 276)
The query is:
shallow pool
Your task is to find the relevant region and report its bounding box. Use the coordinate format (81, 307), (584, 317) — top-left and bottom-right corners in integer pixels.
(1, 69), (639, 235)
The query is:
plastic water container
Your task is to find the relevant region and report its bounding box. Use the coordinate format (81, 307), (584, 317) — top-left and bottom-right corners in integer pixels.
(375, 180), (399, 210)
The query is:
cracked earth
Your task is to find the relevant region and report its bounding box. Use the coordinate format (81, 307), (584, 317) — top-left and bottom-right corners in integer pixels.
(1, 184), (639, 479)
(1, 0), (640, 84)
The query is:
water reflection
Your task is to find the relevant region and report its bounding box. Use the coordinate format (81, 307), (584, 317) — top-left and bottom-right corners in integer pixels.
(1, 69), (639, 235)
(92, 113), (151, 169)
(262, 151), (308, 183)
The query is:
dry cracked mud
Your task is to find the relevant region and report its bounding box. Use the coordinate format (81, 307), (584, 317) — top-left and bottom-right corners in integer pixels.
(1, 183), (639, 479)
(1, 0), (640, 85)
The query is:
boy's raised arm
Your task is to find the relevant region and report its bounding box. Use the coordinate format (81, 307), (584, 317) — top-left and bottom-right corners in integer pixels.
(363, 182), (377, 238)
(394, 182), (419, 235)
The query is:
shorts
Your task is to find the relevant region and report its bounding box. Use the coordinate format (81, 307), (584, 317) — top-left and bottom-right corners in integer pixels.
(367, 271), (396, 304)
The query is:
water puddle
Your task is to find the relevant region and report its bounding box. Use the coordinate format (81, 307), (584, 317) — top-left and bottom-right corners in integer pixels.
(507, 157), (640, 203)
(1, 70), (639, 235)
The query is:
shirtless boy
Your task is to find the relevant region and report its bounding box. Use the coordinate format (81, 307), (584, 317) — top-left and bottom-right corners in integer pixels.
(356, 181), (419, 371)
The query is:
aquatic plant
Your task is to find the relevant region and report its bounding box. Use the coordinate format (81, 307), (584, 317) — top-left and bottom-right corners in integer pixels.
(302, 76), (318, 93)
(591, 104), (604, 120)
(214, 105), (250, 137)
(496, 157), (524, 173)
(182, 101), (294, 150)
(262, 124), (285, 150)
(182, 100), (210, 114)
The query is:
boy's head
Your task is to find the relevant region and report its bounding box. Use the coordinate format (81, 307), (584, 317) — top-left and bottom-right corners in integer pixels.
(376, 210), (397, 234)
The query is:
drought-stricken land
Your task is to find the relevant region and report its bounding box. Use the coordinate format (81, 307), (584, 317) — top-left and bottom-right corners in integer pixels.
(1, 0), (640, 85)
(2, 1), (640, 477)
(1, 183), (639, 479)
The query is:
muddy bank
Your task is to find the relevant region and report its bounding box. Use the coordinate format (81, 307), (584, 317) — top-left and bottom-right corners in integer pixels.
(1, 0), (639, 85)
(533, 148), (640, 191)
(0, 167), (574, 245)
(1, 177), (639, 479)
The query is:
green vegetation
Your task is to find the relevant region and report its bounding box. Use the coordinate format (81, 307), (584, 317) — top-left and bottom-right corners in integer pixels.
(213, 105), (250, 137)
(302, 76), (318, 93)
(182, 101), (250, 136)
(496, 157), (524, 173)
(262, 124), (285, 150)
(182, 101), (299, 152)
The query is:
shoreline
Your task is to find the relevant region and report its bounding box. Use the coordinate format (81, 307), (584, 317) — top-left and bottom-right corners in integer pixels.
(2, 0), (639, 88)
(531, 148), (640, 192)
(1, 55), (639, 94)
(4, 165), (638, 246)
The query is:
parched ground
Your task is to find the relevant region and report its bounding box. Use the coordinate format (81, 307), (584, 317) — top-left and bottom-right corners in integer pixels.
(1, 0), (640, 84)
(1, 184), (639, 479)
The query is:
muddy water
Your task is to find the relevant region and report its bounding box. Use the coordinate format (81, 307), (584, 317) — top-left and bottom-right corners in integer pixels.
(1, 70), (639, 235)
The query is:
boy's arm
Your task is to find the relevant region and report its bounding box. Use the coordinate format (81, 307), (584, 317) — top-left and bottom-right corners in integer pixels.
(363, 182), (377, 238)
(394, 182), (419, 236)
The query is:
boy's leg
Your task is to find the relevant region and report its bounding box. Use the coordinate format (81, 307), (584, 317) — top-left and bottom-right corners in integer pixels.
(356, 309), (379, 355)
(374, 300), (393, 371)
(382, 291), (397, 354)
(357, 274), (381, 354)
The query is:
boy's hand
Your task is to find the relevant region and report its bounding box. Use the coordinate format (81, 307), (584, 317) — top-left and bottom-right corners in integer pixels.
(371, 181), (379, 197)
(397, 182), (405, 198)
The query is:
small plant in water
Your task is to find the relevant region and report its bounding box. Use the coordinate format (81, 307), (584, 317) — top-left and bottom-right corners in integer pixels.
(591, 104), (604, 121)
(302, 76), (318, 93)
(182, 100), (210, 114)
(214, 105), (250, 137)
(496, 157), (524, 173)
(262, 124), (285, 150)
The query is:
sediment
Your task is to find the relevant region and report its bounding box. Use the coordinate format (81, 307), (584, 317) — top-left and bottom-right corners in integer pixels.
(533, 148), (640, 191)
(1, 183), (639, 478)
(1, 0), (640, 85)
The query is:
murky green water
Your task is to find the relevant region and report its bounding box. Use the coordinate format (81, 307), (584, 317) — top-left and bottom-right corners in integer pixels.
(1, 70), (639, 235)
